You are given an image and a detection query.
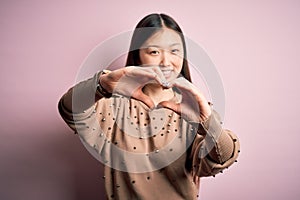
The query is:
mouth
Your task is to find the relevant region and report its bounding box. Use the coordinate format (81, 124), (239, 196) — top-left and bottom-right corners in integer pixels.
(161, 69), (172, 78)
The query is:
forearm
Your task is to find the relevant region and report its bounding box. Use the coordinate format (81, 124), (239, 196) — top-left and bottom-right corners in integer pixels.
(201, 110), (236, 164)
(205, 130), (235, 164)
(59, 71), (104, 114)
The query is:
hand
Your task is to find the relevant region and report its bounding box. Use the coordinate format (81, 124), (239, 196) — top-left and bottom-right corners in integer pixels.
(157, 77), (212, 123)
(100, 66), (167, 108)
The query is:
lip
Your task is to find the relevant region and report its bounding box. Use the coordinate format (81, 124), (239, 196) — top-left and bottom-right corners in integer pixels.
(161, 69), (172, 78)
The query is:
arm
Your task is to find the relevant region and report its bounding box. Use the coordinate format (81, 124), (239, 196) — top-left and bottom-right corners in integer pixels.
(58, 71), (112, 132)
(190, 109), (240, 177)
(58, 66), (167, 131)
(157, 77), (240, 177)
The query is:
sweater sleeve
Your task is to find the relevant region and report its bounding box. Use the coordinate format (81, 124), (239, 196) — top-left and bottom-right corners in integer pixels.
(58, 71), (104, 133)
(190, 109), (240, 177)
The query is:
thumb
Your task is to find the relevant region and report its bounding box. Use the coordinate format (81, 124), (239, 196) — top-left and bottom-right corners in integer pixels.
(157, 101), (181, 114)
(132, 91), (155, 109)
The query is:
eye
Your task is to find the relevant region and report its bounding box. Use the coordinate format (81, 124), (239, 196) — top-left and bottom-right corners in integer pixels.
(171, 49), (180, 54)
(149, 50), (160, 55)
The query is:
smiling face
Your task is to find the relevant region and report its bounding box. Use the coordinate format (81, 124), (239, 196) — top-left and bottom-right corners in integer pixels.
(139, 28), (184, 81)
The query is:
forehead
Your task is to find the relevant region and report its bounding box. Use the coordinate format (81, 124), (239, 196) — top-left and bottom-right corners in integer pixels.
(142, 28), (183, 48)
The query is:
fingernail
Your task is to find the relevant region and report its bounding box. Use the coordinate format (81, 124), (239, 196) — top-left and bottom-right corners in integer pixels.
(156, 104), (163, 109)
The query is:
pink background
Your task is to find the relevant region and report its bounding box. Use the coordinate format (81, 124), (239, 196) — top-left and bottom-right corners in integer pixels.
(1, 0), (300, 199)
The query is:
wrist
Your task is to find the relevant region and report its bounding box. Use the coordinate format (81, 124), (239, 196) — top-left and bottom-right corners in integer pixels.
(97, 70), (112, 98)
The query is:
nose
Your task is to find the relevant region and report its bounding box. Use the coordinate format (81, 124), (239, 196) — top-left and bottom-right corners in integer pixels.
(160, 50), (171, 67)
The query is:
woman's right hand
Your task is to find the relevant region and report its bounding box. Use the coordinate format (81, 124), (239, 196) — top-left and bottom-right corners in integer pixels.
(99, 66), (167, 109)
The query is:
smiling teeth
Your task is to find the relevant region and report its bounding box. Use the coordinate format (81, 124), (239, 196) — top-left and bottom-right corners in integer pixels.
(162, 70), (171, 76)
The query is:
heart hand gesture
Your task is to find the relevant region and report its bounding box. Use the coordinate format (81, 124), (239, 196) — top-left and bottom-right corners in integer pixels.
(157, 77), (212, 123)
(99, 66), (168, 109)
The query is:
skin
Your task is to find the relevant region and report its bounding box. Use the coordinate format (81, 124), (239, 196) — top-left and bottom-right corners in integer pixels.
(100, 28), (211, 123)
(139, 28), (184, 106)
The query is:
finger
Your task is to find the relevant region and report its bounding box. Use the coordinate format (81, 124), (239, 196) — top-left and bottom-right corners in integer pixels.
(132, 66), (169, 87)
(169, 78), (206, 101)
(142, 67), (167, 86)
(168, 77), (195, 91)
(132, 90), (155, 109)
(151, 66), (168, 87)
(129, 67), (163, 85)
(157, 101), (181, 114)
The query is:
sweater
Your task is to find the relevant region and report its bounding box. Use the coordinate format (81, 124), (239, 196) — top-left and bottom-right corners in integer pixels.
(58, 72), (240, 200)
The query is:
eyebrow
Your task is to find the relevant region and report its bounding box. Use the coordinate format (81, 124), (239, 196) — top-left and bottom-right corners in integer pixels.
(144, 43), (182, 48)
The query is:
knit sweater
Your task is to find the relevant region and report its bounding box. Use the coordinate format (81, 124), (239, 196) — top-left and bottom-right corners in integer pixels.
(58, 72), (240, 200)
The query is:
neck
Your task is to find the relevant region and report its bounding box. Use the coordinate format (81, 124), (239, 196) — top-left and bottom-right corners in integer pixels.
(143, 83), (174, 106)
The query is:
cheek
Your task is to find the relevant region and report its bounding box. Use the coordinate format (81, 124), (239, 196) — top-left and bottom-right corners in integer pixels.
(174, 57), (184, 72)
(139, 54), (155, 65)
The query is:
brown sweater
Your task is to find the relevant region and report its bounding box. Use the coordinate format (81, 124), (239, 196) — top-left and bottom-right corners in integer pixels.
(58, 72), (240, 200)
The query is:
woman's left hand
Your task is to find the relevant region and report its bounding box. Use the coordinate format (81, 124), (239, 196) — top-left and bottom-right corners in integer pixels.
(157, 77), (212, 123)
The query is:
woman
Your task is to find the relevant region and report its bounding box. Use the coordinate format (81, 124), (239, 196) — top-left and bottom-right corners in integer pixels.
(58, 13), (240, 200)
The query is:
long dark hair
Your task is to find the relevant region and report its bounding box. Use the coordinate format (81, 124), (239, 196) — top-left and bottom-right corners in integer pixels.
(126, 13), (192, 82)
